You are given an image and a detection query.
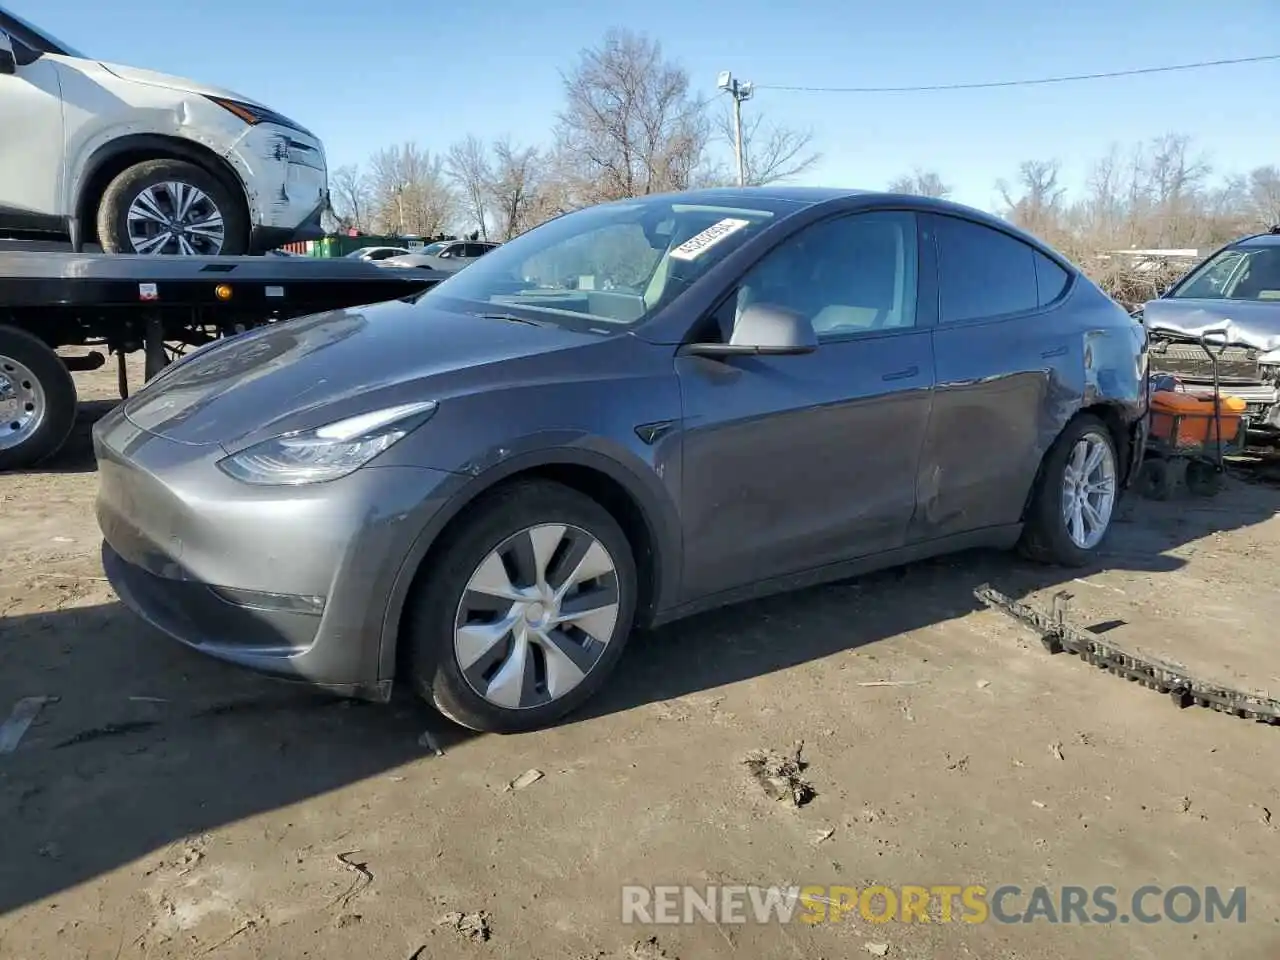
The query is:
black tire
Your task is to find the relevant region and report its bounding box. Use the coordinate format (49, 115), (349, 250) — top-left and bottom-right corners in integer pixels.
(0, 326), (78, 471)
(1134, 458), (1174, 501)
(1018, 414), (1120, 566)
(404, 480), (638, 733)
(1184, 460), (1224, 498)
(97, 159), (248, 256)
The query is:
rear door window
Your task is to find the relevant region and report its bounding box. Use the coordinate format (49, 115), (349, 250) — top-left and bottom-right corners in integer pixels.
(1034, 253), (1071, 306)
(934, 215), (1040, 323)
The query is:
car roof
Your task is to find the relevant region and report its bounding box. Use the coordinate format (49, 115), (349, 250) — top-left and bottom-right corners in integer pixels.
(619, 186), (1036, 234)
(1231, 231), (1280, 249)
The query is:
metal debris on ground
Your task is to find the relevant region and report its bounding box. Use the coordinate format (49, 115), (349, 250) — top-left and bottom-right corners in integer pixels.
(742, 740), (815, 807)
(809, 827), (835, 846)
(436, 910), (491, 943)
(864, 942), (890, 956)
(858, 680), (924, 687)
(976, 680), (991, 689)
(506, 768), (544, 792)
(1051, 742), (1065, 761)
(417, 729), (445, 757)
(974, 584), (1280, 724)
(0, 696), (59, 754)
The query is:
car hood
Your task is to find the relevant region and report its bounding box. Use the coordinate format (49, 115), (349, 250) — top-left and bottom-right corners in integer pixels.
(97, 61), (261, 105)
(121, 300), (601, 449)
(1142, 297), (1280, 356)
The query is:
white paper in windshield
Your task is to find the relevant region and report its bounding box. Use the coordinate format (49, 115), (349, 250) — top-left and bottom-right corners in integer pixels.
(668, 218), (751, 261)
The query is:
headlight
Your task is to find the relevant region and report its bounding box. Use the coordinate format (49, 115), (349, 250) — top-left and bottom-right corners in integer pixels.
(217, 401), (438, 485)
(205, 95), (312, 136)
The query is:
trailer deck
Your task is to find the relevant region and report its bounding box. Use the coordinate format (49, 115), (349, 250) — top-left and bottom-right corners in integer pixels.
(0, 252), (447, 470)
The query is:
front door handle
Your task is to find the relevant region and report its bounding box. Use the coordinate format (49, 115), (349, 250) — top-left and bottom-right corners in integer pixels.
(882, 366), (919, 382)
(1041, 344), (1068, 359)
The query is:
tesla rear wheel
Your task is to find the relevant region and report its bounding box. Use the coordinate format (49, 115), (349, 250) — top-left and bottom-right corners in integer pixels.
(1019, 414), (1119, 566)
(97, 159), (248, 256)
(0, 326), (77, 471)
(405, 480), (638, 733)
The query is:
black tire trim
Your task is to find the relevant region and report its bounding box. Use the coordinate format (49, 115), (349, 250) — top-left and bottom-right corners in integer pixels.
(0, 326), (78, 471)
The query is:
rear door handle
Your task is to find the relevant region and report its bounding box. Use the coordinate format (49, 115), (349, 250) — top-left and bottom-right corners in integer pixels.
(881, 366), (919, 382)
(1041, 344), (1068, 359)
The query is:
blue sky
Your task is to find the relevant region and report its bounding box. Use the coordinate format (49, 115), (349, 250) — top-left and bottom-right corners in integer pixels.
(12, 0), (1278, 212)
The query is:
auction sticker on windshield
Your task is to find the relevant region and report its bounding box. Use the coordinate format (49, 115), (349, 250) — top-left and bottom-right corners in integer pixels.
(669, 218), (752, 261)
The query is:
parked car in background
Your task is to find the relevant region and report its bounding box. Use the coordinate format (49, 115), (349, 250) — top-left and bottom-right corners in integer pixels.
(0, 5), (328, 256)
(1137, 225), (1280, 438)
(381, 240), (500, 272)
(345, 245), (412, 262)
(94, 187), (1146, 735)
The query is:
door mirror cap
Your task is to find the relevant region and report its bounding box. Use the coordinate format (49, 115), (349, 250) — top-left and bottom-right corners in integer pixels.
(0, 32), (16, 75)
(682, 303), (818, 358)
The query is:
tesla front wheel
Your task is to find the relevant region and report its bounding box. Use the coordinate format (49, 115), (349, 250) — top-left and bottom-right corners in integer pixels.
(1019, 414), (1119, 566)
(405, 480), (638, 733)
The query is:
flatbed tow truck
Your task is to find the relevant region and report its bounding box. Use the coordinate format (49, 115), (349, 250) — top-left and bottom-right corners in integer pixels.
(0, 251), (444, 470)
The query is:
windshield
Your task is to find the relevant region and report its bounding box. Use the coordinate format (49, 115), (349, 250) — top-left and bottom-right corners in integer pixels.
(0, 7), (86, 58)
(416, 242), (449, 256)
(1169, 244), (1280, 302)
(424, 195), (782, 331)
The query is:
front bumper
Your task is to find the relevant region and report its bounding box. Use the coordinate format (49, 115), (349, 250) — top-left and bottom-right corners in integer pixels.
(225, 122), (329, 252)
(93, 411), (454, 697)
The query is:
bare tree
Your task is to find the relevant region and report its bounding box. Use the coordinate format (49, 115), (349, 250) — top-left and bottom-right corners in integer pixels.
(329, 164), (373, 234)
(1145, 133), (1212, 246)
(488, 137), (550, 240)
(888, 169), (951, 199)
(447, 135), (492, 240)
(1077, 144), (1124, 243)
(711, 102), (821, 186)
(997, 159), (1067, 241)
(1247, 165), (1280, 229)
(367, 143), (456, 237)
(553, 28), (711, 204)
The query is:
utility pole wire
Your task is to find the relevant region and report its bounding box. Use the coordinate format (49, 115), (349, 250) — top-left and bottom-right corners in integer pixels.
(757, 53), (1280, 94)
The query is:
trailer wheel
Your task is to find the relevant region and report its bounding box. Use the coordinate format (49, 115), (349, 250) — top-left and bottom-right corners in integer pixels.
(97, 159), (248, 257)
(0, 327), (78, 471)
(1185, 460), (1224, 497)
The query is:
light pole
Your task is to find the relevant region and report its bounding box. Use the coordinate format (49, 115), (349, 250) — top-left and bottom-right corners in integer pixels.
(717, 70), (754, 187)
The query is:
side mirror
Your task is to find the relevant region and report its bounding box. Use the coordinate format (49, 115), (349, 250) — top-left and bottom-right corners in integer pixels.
(0, 32), (16, 75)
(682, 303), (818, 358)
(438, 249), (452, 258)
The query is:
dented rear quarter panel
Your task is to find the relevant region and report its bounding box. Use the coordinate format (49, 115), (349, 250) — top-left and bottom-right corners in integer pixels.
(913, 276), (1145, 541)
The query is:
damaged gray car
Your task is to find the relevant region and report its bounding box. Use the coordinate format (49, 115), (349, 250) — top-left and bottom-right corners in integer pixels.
(1139, 226), (1280, 439)
(94, 187), (1147, 733)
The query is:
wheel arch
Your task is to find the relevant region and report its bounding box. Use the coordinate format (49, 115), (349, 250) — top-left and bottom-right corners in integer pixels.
(377, 450), (678, 685)
(74, 135), (248, 246)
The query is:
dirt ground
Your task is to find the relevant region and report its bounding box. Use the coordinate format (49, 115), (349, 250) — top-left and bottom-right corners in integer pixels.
(2, 357), (1280, 960)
